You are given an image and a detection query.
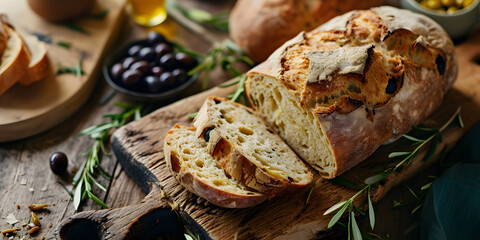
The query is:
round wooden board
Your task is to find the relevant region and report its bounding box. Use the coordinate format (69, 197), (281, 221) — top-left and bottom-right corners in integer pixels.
(0, 0), (125, 142)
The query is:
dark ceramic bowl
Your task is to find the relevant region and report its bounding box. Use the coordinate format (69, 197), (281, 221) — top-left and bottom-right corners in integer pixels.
(103, 39), (198, 102)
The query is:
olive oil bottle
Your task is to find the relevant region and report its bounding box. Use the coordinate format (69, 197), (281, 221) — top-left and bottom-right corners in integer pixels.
(129, 0), (167, 26)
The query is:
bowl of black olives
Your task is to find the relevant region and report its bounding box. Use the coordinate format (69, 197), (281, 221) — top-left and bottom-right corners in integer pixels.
(103, 32), (198, 101)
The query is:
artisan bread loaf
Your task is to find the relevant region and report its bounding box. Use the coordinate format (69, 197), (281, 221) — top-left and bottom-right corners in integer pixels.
(164, 124), (267, 208)
(245, 6), (457, 178)
(0, 25), (30, 95)
(229, 0), (385, 62)
(18, 33), (50, 85)
(193, 96), (313, 195)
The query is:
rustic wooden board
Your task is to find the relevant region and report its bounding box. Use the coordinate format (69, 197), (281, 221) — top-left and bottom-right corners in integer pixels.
(55, 31), (480, 239)
(0, 0), (125, 142)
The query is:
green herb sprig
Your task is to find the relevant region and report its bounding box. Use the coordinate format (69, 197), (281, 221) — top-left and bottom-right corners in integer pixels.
(187, 74), (248, 119)
(174, 40), (254, 90)
(168, 1), (229, 33)
(57, 59), (85, 77)
(322, 107), (463, 239)
(72, 102), (142, 210)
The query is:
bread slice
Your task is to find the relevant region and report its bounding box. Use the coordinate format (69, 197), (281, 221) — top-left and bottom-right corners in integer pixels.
(0, 25), (30, 96)
(18, 33), (50, 85)
(164, 124), (267, 208)
(0, 18), (9, 60)
(193, 96), (313, 195)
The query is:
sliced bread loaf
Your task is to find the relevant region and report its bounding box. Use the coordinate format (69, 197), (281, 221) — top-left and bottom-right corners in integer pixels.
(164, 124), (267, 208)
(193, 96), (313, 195)
(18, 33), (50, 85)
(0, 25), (30, 95)
(245, 6), (456, 178)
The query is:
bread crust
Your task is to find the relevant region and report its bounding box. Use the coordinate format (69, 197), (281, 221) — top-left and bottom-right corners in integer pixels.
(246, 6), (457, 178)
(229, 0), (385, 62)
(194, 96), (313, 195)
(164, 124), (267, 208)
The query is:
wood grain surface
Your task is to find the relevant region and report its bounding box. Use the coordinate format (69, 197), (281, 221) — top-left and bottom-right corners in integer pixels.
(0, 0), (125, 142)
(55, 31), (480, 239)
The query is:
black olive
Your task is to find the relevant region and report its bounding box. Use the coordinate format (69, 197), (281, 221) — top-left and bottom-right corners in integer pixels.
(159, 53), (176, 69)
(147, 32), (166, 44)
(159, 72), (175, 87)
(50, 152), (68, 175)
(145, 75), (162, 92)
(436, 54), (445, 75)
(385, 77), (397, 94)
(127, 45), (142, 57)
(122, 57), (137, 69)
(154, 43), (171, 58)
(130, 61), (150, 74)
(138, 47), (156, 61)
(110, 63), (124, 79)
(172, 69), (187, 83)
(122, 69), (142, 86)
(151, 66), (165, 76)
(175, 52), (196, 69)
(203, 128), (213, 142)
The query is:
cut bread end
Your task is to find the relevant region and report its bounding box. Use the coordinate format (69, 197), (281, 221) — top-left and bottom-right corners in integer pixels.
(0, 26), (30, 96)
(164, 124), (267, 208)
(193, 96), (313, 195)
(246, 74), (337, 178)
(18, 33), (50, 85)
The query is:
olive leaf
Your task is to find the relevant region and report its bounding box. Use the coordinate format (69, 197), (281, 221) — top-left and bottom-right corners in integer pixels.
(368, 188), (375, 230)
(351, 212), (362, 240)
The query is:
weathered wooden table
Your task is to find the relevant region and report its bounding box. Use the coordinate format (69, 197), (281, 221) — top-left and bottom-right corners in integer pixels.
(1, 0), (478, 239)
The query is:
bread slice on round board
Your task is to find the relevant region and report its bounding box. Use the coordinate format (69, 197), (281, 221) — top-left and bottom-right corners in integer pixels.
(17, 33), (50, 85)
(0, 25), (30, 95)
(164, 124), (267, 208)
(193, 96), (313, 195)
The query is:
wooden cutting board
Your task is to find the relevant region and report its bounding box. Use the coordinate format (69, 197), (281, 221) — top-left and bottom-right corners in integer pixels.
(55, 32), (480, 239)
(0, 0), (125, 142)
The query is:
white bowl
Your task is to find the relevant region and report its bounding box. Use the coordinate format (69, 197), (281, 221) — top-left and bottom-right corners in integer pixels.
(401, 0), (480, 40)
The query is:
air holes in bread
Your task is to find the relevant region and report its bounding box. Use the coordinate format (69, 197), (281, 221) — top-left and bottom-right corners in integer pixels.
(195, 160), (204, 168)
(239, 126), (254, 135)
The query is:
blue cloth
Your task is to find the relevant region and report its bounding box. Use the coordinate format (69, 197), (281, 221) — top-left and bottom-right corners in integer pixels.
(421, 121), (480, 240)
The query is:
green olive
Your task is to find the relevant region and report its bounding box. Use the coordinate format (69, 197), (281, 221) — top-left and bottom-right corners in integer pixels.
(463, 0), (475, 7)
(427, 0), (443, 9)
(441, 0), (456, 7)
(447, 6), (459, 13)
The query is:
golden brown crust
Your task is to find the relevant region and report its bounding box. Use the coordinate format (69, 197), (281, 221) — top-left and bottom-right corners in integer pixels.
(229, 0), (385, 62)
(246, 6), (457, 177)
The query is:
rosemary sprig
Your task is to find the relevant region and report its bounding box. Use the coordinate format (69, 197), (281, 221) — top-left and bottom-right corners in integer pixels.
(72, 102), (143, 210)
(186, 74), (248, 119)
(324, 107), (463, 238)
(174, 40), (254, 90)
(63, 24), (90, 35)
(57, 59), (85, 76)
(169, 1), (229, 33)
(56, 41), (71, 49)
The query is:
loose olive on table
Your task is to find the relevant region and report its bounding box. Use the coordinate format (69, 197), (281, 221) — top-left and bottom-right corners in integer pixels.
(108, 32), (198, 95)
(50, 152), (68, 175)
